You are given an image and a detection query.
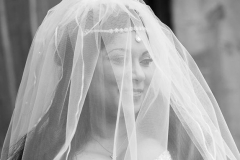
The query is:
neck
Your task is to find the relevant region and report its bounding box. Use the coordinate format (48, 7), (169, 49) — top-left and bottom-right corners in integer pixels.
(90, 106), (128, 154)
(93, 112), (127, 139)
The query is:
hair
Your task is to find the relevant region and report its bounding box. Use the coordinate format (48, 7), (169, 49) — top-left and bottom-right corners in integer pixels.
(6, 27), (103, 160)
(5, 135), (26, 160)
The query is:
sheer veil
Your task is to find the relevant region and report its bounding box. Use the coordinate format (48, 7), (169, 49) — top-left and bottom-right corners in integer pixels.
(1, 0), (240, 159)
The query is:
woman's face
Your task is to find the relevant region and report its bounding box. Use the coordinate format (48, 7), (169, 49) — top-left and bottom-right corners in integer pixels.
(89, 31), (155, 116)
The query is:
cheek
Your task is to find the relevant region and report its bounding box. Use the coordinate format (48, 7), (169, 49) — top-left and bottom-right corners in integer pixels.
(103, 60), (125, 89)
(144, 65), (155, 86)
(104, 63), (120, 87)
(102, 60), (123, 102)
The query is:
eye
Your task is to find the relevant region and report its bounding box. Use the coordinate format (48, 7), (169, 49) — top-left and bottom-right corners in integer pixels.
(140, 58), (153, 66)
(108, 54), (125, 65)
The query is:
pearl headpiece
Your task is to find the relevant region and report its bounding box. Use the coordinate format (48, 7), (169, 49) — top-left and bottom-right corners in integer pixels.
(84, 26), (146, 35)
(84, 26), (145, 43)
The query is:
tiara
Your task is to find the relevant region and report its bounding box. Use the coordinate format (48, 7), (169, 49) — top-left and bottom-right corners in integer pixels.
(84, 26), (146, 35)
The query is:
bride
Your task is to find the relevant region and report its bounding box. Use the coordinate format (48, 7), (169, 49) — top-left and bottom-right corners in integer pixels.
(1, 0), (239, 159)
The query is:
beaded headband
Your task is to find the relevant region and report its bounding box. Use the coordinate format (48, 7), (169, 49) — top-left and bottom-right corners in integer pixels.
(84, 26), (146, 34)
(84, 26), (146, 42)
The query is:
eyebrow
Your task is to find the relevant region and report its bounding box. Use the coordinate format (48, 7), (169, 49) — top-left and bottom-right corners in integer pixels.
(109, 48), (149, 57)
(108, 48), (127, 54)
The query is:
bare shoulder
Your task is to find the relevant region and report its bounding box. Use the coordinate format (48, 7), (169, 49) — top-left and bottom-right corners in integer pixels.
(75, 139), (166, 160)
(138, 138), (165, 160)
(75, 151), (107, 160)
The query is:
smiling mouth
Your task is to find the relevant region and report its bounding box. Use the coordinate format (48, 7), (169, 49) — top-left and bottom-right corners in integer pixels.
(117, 89), (143, 96)
(133, 89), (143, 97)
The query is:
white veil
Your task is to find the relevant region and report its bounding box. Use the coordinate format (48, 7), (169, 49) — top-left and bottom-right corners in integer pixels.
(1, 0), (239, 159)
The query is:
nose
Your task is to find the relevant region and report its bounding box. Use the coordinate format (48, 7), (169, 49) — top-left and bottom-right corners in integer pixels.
(132, 62), (145, 83)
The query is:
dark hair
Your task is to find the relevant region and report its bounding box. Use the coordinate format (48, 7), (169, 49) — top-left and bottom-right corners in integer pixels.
(6, 22), (99, 159)
(168, 106), (203, 159)
(6, 135), (26, 160)
(6, 31), (74, 159)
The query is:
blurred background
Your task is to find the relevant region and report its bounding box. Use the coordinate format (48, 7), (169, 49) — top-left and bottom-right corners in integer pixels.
(0, 0), (240, 152)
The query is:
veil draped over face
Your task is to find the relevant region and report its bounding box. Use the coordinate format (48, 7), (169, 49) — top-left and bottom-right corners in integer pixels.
(1, 0), (240, 159)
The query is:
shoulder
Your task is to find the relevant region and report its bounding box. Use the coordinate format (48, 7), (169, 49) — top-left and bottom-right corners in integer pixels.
(74, 141), (108, 160)
(75, 151), (107, 160)
(75, 138), (169, 160)
(138, 138), (166, 160)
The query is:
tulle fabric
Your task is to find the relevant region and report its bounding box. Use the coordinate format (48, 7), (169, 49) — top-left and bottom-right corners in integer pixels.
(1, 0), (240, 159)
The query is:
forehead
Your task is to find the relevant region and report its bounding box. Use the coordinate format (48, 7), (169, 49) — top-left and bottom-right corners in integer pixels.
(106, 33), (129, 49)
(103, 31), (148, 53)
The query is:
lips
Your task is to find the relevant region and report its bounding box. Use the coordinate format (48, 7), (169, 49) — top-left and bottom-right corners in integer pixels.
(117, 88), (144, 96)
(133, 89), (143, 97)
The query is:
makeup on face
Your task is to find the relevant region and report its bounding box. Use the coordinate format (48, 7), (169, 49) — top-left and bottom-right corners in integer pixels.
(101, 32), (154, 111)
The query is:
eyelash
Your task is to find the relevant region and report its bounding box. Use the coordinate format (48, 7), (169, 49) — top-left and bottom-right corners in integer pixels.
(140, 58), (153, 66)
(108, 55), (153, 66)
(108, 55), (125, 65)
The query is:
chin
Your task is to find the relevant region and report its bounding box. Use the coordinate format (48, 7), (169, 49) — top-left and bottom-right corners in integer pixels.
(134, 101), (142, 114)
